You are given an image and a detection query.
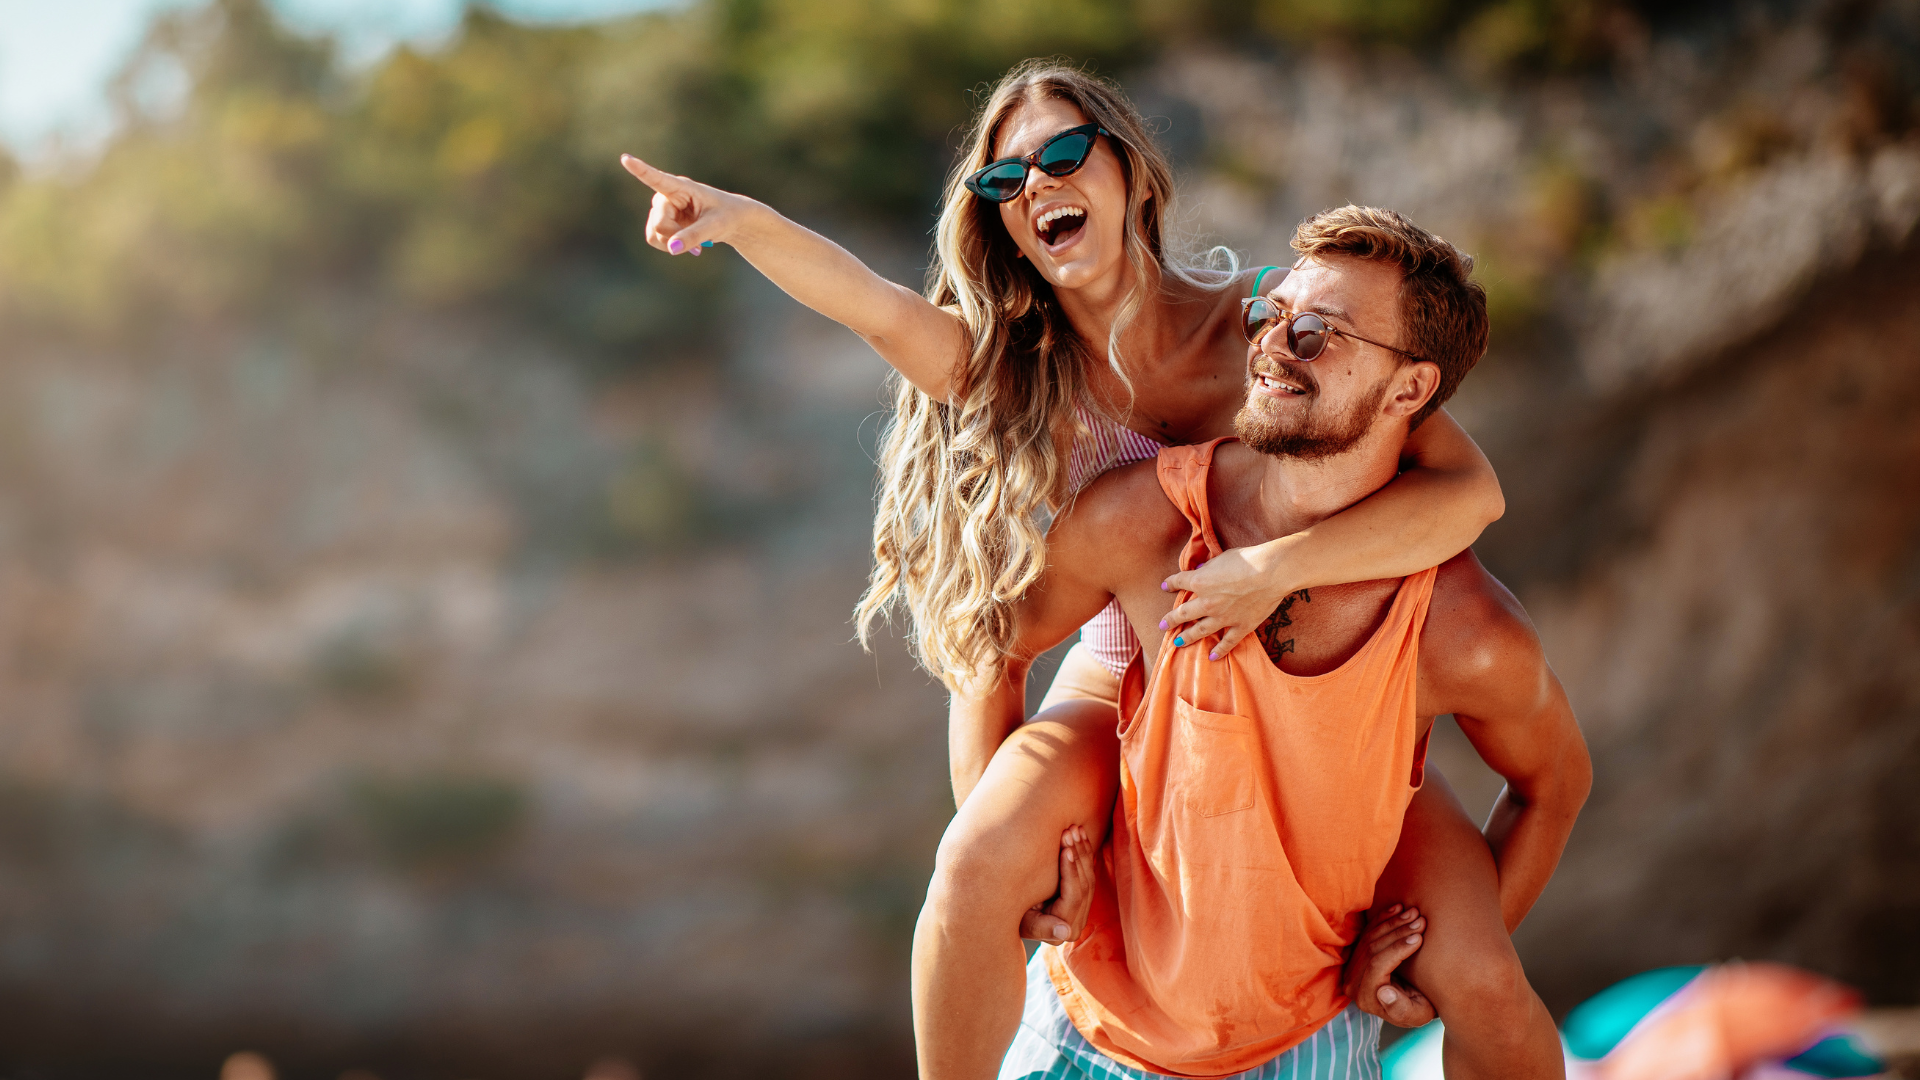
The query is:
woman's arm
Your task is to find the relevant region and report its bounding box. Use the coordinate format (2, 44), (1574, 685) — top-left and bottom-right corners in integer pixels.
(622, 155), (969, 398)
(1161, 408), (1504, 658)
(947, 659), (1031, 808)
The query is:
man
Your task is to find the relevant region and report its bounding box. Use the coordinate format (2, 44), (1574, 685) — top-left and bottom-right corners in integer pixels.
(914, 206), (1592, 1079)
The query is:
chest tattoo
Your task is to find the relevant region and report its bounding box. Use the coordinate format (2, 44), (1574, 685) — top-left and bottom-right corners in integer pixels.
(1255, 588), (1311, 665)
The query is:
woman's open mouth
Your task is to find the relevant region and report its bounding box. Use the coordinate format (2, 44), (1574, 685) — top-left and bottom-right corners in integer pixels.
(1034, 205), (1087, 251)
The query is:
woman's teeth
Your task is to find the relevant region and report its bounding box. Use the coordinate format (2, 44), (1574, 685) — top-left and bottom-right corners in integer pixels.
(1036, 206), (1086, 245)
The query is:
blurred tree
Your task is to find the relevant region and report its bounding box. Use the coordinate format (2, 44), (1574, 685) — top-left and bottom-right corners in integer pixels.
(0, 0), (344, 334)
(1244, 0), (1660, 74)
(1255, 0), (1464, 45)
(5, 0), (1848, 361)
(0, 0), (1162, 359)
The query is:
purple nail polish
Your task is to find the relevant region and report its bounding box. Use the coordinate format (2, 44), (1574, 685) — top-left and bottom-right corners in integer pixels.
(1158, 619), (1168, 630)
(668, 239), (684, 254)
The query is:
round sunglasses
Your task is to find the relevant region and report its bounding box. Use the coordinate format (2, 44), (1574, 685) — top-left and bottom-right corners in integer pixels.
(1241, 292), (1431, 364)
(963, 123), (1111, 203)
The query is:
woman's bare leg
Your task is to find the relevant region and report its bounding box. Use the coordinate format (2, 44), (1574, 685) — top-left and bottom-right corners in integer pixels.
(912, 646), (1121, 1080)
(1373, 771), (1563, 1080)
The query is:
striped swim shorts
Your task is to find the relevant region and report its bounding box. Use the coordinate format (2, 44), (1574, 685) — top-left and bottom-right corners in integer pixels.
(1000, 948), (1384, 1080)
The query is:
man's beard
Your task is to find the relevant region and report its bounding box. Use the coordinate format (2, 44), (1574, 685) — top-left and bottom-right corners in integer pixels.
(1234, 363), (1391, 462)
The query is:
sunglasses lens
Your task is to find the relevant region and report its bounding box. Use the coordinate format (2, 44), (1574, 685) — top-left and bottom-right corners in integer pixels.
(1243, 298), (1278, 344)
(970, 162), (1028, 202)
(1037, 133), (1095, 176)
(1289, 314), (1329, 360)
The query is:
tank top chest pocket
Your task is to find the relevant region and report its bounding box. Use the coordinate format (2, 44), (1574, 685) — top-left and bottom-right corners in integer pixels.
(1170, 697), (1258, 818)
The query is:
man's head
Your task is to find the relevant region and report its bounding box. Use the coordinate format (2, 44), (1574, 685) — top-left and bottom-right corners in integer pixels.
(1234, 206), (1488, 461)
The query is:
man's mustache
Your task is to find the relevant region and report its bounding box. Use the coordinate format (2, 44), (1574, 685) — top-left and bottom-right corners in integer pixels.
(1248, 356), (1320, 395)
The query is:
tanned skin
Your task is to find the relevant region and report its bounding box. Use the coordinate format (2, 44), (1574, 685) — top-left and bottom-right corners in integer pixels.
(913, 254), (1590, 1080)
(625, 94), (1505, 670)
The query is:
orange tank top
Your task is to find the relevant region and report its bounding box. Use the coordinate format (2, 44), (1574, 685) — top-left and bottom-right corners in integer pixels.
(1045, 438), (1437, 1077)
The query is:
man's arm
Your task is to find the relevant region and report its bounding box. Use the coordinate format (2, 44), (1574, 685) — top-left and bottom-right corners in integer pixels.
(1421, 553), (1593, 932)
(945, 463), (1166, 806)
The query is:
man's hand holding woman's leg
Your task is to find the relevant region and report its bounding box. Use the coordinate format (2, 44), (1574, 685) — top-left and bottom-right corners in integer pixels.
(1343, 903), (1438, 1029)
(1371, 774), (1566, 1080)
(1019, 824), (1097, 946)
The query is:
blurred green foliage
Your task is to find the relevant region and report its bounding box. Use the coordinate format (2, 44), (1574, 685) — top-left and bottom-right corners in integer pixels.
(0, 0), (1165, 356)
(0, 0), (1678, 362)
(1255, 0), (1650, 71)
(313, 630), (416, 700)
(605, 441), (701, 548)
(0, 779), (179, 871)
(350, 772), (529, 868)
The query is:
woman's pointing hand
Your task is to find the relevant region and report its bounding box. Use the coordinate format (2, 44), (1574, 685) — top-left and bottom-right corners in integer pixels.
(620, 154), (759, 256)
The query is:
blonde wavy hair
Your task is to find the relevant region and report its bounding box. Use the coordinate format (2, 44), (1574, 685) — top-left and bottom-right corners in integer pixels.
(855, 60), (1234, 689)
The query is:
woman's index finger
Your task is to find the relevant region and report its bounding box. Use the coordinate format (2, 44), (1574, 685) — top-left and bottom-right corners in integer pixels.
(619, 154), (686, 194)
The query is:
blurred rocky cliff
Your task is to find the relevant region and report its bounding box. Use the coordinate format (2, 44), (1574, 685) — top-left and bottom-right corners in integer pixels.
(0, 0), (1915, 1076)
(1135, 7), (1920, 1013)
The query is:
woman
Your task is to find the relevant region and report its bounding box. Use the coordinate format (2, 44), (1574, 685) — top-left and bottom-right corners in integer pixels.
(623, 61), (1556, 1078)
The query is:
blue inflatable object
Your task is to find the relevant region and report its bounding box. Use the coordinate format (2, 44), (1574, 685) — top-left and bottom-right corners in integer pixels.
(1782, 1034), (1885, 1078)
(1380, 1020), (1443, 1080)
(1561, 965), (1708, 1060)
(1384, 964), (1886, 1079)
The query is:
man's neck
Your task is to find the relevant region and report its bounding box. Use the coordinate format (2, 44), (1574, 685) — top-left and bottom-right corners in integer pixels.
(1217, 431), (1406, 545)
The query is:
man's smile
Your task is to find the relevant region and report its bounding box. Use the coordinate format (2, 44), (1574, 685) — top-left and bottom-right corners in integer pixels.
(1253, 371), (1308, 396)
(1249, 360), (1315, 399)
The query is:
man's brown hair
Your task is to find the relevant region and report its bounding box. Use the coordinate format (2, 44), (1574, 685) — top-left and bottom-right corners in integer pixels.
(1292, 205), (1488, 430)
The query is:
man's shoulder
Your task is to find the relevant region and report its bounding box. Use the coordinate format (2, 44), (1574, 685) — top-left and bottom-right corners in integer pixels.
(1420, 550), (1543, 685)
(1069, 456), (1173, 518)
(1054, 457), (1189, 566)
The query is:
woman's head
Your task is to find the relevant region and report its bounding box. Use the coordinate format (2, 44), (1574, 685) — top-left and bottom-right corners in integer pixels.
(859, 61), (1224, 687)
(987, 99), (1128, 291)
(937, 61), (1182, 317)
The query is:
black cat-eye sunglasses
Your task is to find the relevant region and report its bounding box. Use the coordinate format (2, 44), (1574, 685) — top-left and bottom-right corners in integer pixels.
(963, 123), (1110, 203)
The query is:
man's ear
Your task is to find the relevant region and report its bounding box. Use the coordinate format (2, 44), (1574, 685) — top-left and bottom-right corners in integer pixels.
(1383, 361), (1441, 419)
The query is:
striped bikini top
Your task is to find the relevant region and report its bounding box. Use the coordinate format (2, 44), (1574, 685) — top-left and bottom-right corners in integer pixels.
(1067, 405), (1164, 495)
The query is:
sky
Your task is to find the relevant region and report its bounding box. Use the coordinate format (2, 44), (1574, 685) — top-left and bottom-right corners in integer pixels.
(0, 0), (674, 156)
